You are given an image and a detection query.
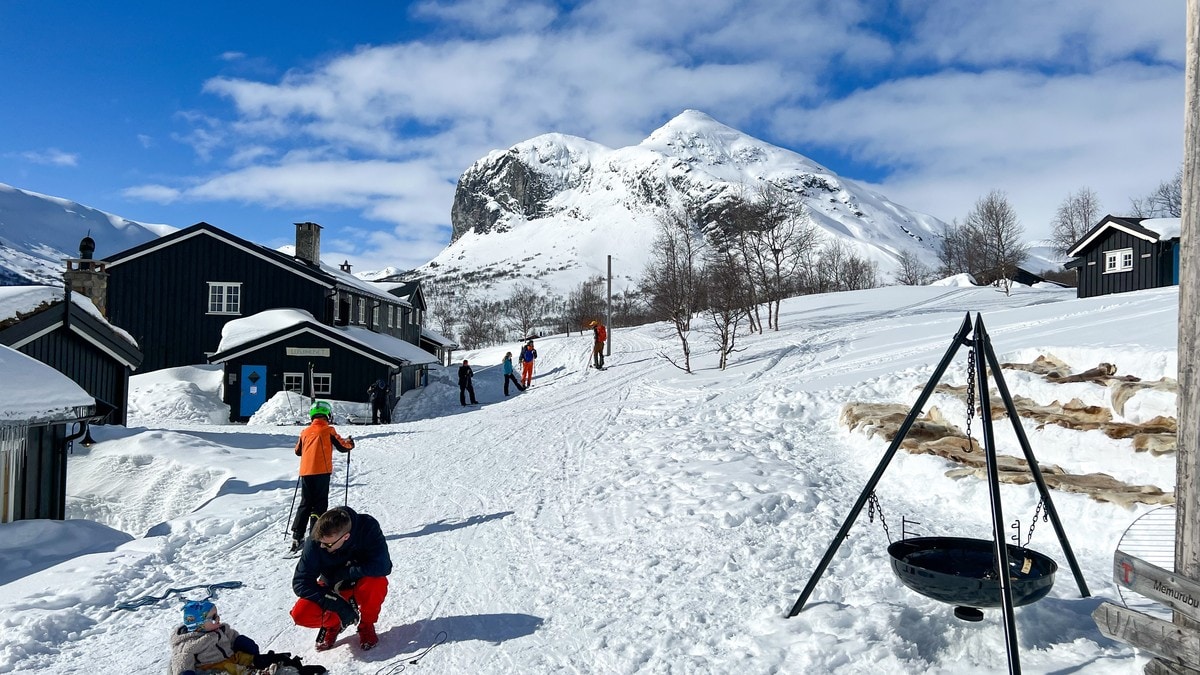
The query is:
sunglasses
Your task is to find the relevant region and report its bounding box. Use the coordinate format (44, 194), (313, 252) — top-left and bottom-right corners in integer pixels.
(319, 532), (349, 550)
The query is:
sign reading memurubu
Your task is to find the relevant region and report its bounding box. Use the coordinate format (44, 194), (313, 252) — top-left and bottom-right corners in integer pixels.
(1114, 549), (1200, 621)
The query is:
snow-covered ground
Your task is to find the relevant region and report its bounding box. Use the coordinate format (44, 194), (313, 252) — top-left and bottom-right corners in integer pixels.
(0, 283), (1181, 673)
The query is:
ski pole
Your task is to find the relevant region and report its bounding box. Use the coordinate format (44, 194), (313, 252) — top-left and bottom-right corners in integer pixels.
(344, 447), (351, 506)
(285, 476), (300, 536)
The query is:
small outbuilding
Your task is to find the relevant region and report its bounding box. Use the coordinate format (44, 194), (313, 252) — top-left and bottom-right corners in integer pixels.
(0, 285), (143, 425)
(1064, 215), (1181, 298)
(207, 309), (440, 422)
(0, 345), (97, 522)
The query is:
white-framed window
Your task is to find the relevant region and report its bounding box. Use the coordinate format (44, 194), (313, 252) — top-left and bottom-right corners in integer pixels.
(357, 298), (366, 324)
(312, 373), (332, 395)
(372, 304), (380, 327)
(388, 305), (395, 328)
(207, 282), (242, 314)
(1104, 248), (1134, 273)
(283, 372), (304, 393)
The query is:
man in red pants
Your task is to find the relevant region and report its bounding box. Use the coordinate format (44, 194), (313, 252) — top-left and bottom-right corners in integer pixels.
(290, 506), (392, 652)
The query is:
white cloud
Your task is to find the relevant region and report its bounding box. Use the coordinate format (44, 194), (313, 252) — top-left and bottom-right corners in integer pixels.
(148, 0), (1182, 268)
(19, 148), (78, 167)
(122, 184), (182, 203)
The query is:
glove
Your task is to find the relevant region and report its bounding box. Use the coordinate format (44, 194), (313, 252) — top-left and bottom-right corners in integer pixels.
(253, 651), (294, 668)
(320, 592), (359, 627)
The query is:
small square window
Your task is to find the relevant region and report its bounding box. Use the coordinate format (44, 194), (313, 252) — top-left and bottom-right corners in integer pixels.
(207, 282), (242, 314)
(312, 373), (332, 395)
(1104, 248), (1133, 273)
(283, 373), (304, 393)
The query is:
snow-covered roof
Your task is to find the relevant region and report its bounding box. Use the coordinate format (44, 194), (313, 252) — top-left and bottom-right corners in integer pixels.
(0, 285), (138, 348)
(0, 344), (94, 422)
(215, 309), (437, 365)
(421, 326), (458, 349)
(1143, 217), (1182, 240)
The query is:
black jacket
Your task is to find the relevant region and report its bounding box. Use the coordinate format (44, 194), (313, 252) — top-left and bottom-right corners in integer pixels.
(458, 364), (473, 385)
(292, 506), (392, 604)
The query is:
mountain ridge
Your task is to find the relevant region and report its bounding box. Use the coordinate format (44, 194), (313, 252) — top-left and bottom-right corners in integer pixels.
(419, 109), (948, 296)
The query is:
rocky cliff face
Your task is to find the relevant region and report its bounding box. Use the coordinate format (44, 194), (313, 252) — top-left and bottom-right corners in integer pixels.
(426, 110), (947, 296)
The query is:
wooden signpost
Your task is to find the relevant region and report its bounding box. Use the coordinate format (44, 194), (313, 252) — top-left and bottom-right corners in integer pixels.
(1095, 551), (1200, 668)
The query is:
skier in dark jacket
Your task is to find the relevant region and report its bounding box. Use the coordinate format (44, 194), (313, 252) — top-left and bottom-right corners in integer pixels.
(291, 506), (392, 652)
(367, 379), (390, 424)
(519, 341), (537, 388)
(458, 359), (478, 406)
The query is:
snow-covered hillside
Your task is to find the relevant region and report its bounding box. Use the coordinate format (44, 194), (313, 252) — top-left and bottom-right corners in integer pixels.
(0, 283), (1180, 673)
(414, 110), (948, 296)
(0, 183), (168, 284)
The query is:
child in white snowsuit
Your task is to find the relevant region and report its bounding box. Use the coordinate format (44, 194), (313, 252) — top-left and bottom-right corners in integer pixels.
(169, 600), (261, 674)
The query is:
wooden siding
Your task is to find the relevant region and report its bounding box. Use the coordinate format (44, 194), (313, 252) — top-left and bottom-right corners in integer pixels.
(17, 329), (131, 425)
(3, 424), (70, 521)
(107, 233), (330, 371)
(1074, 229), (1174, 298)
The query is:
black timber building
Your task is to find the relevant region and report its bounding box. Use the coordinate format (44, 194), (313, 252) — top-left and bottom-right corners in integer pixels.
(1064, 215), (1181, 298)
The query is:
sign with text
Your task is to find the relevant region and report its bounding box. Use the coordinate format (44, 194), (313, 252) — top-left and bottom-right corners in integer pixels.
(1093, 601), (1200, 665)
(286, 347), (329, 357)
(1114, 549), (1200, 622)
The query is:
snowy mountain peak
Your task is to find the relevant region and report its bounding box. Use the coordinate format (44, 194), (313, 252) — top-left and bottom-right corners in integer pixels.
(427, 110), (947, 297)
(640, 110), (829, 176)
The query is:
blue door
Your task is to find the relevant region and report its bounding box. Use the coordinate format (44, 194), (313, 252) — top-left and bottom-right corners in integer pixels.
(240, 365), (268, 418)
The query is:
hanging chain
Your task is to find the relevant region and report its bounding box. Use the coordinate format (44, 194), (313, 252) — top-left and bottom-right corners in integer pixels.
(1024, 499), (1046, 547)
(867, 491), (892, 543)
(964, 347), (977, 449)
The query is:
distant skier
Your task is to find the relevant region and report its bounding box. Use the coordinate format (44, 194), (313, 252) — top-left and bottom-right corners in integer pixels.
(290, 401), (355, 553)
(290, 506), (392, 652)
(501, 352), (525, 396)
(367, 379), (390, 424)
(589, 319), (607, 369)
(519, 340), (538, 387)
(458, 359), (479, 406)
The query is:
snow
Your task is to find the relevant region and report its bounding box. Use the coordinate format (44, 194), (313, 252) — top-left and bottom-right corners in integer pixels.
(1144, 217), (1182, 241)
(0, 285), (138, 348)
(0, 344), (94, 421)
(0, 283), (1182, 673)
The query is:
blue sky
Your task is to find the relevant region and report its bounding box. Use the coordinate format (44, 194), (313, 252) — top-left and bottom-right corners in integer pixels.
(0, 1), (1184, 272)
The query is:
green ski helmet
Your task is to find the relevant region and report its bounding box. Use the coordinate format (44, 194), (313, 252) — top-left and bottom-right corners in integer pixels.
(309, 400), (332, 419)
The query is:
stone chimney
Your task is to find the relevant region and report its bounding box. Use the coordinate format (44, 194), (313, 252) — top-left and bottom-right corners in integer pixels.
(295, 221), (323, 266)
(339, 259), (352, 273)
(63, 235), (109, 316)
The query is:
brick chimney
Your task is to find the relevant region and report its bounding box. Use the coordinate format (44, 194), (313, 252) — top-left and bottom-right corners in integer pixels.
(295, 221), (323, 266)
(63, 235), (109, 316)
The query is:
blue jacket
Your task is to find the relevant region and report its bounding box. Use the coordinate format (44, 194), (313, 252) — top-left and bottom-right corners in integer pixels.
(292, 506), (392, 605)
(520, 347), (537, 363)
(503, 357), (515, 375)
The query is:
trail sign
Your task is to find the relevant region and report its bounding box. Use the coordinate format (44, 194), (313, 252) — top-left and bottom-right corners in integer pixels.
(1115, 550), (1200, 622)
(1093, 602), (1200, 665)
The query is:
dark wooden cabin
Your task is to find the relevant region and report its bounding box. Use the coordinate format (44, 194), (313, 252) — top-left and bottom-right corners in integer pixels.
(0, 285), (142, 426)
(207, 309), (438, 422)
(103, 221), (419, 373)
(1065, 215), (1180, 298)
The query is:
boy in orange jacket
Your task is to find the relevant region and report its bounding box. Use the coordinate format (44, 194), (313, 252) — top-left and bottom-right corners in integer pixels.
(290, 401), (355, 553)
